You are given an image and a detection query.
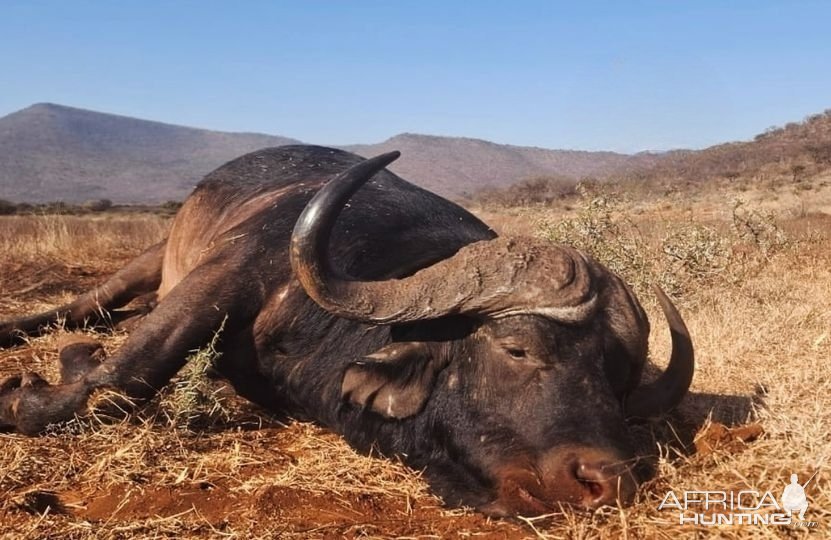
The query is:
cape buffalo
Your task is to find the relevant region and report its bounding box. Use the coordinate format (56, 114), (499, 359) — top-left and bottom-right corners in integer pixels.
(0, 145), (693, 516)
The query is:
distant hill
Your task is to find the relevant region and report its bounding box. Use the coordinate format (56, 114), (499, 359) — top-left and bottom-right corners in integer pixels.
(345, 134), (659, 198)
(623, 109), (831, 187)
(0, 104), (299, 203)
(471, 109), (831, 205)
(0, 103), (659, 203)
(1, 103), (829, 204)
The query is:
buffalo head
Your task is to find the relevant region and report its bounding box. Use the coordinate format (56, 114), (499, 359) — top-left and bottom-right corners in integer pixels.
(290, 152), (694, 515)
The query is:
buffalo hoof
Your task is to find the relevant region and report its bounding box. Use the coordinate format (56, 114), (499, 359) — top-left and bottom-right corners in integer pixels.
(57, 336), (106, 384)
(0, 372), (87, 435)
(0, 372), (49, 434)
(0, 322), (25, 348)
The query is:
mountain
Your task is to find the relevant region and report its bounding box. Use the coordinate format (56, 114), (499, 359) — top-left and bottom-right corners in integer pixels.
(621, 110), (831, 187)
(0, 103), (299, 203)
(345, 134), (659, 198)
(1, 103), (829, 204)
(0, 103), (658, 203)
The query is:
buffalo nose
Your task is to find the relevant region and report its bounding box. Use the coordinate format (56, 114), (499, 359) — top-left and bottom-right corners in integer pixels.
(484, 447), (639, 516)
(571, 453), (636, 508)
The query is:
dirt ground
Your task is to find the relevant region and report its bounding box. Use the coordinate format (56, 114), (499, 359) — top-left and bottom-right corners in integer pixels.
(1, 177), (829, 538)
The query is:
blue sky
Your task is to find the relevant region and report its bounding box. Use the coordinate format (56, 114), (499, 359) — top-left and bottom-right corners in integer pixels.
(1, 1), (829, 153)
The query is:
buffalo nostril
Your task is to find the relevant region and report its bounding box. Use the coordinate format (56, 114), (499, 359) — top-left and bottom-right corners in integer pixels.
(577, 476), (604, 500)
(573, 459), (635, 507)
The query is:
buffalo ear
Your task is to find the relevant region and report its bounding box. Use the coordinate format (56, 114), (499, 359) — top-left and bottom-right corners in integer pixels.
(341, 341), (447, 419)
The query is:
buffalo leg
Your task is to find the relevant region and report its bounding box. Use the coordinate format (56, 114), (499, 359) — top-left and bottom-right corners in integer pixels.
(0, 259), (260, 434)
(112, 291), (159, 332)
(0, 241), (166, 347)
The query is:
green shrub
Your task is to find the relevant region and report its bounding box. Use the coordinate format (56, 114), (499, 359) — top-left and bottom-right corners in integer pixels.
(537, 188), (790, 302)
(159, 317), (231, 429)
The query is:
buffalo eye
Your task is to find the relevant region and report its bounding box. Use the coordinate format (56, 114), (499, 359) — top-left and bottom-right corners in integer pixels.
(504, 346), (527, 359)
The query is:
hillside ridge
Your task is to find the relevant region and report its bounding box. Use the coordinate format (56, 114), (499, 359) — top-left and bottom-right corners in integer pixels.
(1, 103), (829, 203)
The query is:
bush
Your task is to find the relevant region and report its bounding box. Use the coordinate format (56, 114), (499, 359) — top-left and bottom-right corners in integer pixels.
(537, 183), (656, 295)
(161, 200), (182, 211)
(660, 224), (732, 294)
(0, 199), (16, 215)
(42, 201), (74, 215)
(731, 199), (789, 259)
(477, 175), (577, 207)
(83, 198), (113, 212)
(537, 187), (790, 301)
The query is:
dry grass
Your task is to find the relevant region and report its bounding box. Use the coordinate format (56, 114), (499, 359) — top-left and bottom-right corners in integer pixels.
(0, 213), (168, 319)
(0, 213), (168, 262)
(1, 187), (830, 539)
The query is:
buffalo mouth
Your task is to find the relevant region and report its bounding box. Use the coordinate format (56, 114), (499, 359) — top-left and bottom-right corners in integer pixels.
(514, 484), (557, 515)
(480, 447), (638, 517)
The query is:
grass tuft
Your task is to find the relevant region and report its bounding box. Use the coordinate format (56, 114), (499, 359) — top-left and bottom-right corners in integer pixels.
(159, 316), (233, 429)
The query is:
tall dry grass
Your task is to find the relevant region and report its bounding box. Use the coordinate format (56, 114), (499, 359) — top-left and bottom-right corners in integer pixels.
(0, 214), (169, 264)
(0, 213), (169, 322)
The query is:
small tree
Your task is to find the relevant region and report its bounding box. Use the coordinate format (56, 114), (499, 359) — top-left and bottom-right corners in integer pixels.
(83, 198), (113, 212)
(0, 199), (16, 215)
(790, 164), (807, 183)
